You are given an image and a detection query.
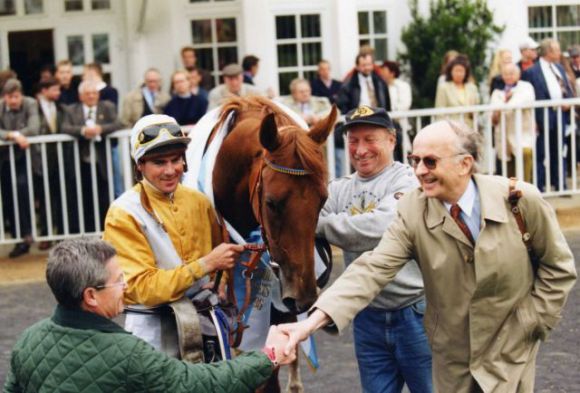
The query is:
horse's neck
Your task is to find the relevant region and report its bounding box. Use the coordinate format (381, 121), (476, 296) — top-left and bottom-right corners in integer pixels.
(213, 125), (260, 237)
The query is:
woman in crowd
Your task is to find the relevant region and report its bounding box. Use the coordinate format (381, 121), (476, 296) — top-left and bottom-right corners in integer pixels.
(435, 55), (480, 130)
(488, 49), (513, 95)
(164, 70), (208, 126)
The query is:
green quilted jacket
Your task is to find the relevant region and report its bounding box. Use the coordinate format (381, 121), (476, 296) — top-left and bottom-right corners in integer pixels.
(4, 305), (273, 393)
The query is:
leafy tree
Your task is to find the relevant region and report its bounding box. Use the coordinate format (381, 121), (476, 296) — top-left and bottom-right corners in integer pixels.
(399, 0), (503, 108)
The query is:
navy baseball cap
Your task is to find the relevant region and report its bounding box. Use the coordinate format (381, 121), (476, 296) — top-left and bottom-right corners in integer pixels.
(340, 105), (395, 133)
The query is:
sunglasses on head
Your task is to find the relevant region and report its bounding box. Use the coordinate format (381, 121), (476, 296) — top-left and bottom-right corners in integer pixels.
(138, 123), (184, 145)
(407, 153), (467, 170)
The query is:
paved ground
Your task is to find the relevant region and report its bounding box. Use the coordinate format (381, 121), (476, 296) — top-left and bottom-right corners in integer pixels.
(1, 231), (580, 392)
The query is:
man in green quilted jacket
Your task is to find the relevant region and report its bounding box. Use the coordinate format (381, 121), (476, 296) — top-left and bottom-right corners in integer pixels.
(4, 239), (294, 393)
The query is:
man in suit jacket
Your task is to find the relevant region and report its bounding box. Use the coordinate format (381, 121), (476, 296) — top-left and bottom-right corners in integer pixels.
(336, 53), (391, 115)
(522, 38), (574, 192)
(280, 120), (577, 393)
(310, 60), (341, 104)
(62, 80), (123, 233)
(121, 68), (170, 127)
(0, 78), (40, 258)
(277, 78), (331, 127)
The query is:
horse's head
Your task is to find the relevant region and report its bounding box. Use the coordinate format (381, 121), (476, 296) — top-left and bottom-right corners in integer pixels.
(253, 106), (338, 314)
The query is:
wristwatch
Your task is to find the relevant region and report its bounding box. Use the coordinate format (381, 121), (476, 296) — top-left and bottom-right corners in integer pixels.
(261, 346), (279, 367)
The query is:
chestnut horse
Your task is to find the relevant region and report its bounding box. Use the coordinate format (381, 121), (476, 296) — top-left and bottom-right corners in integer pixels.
(210, 97), (337, 391)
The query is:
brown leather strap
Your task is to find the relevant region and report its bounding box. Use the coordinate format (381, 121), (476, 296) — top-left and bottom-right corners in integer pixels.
(508, 177), (537, 273)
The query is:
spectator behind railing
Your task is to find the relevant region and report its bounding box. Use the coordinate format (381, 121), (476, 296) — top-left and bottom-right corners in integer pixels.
(490, 64), (536, 182)
(61, 80), (124, 233)
(310, 59), (341, 105)
(55, 60), (80, 106)
(121, 68), (170, 128)
(488, 49), (513, 95)
(164, 70), (208, 126)
(436, 50), (459, 87)
(277, 78), (331, 127)
(435, 55), (480, 130)
(188, 67), (209, 103)
(207, 64), (264, 110)
(35, 77), (79, 248)
(381, 60), (412, 161)
(180, 46), (214, 91)
(517, 37), (539, 73)
(0, 78), (40, 258)
(522, 38), (574, 192)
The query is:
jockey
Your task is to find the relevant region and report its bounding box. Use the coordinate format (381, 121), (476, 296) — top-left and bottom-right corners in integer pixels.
(103, 114), (244, 357)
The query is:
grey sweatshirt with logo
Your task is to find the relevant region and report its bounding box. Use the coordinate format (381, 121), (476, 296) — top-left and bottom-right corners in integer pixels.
(316, 162), (425, 310)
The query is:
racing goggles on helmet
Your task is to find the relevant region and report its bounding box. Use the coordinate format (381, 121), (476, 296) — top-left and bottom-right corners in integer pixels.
(136, 122), (185, 147)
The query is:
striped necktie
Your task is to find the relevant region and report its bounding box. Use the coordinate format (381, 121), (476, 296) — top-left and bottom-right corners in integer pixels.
(451, 204), (474, 245)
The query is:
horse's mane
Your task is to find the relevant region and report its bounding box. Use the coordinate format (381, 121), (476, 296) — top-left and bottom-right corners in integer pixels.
(216, 96), (328, 187)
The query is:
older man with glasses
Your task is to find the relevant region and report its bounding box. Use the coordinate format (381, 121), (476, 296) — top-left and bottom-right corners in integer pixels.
(4, 239), (295, 392)
(280, 120), (577, 393)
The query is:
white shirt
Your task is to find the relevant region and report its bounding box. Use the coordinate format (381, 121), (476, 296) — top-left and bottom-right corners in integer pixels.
(82, 104), (97, 122)
(444, 178), (481, 241)
(539, 57), (564, 100)
(388, 79), (412, 112)
(38, 96), (57, 132)
(357, 73), (374, 106)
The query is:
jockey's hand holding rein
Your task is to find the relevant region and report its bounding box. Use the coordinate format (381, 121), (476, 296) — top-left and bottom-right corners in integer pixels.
(201, 243), (244, 273)
(278, 309), (331, 356)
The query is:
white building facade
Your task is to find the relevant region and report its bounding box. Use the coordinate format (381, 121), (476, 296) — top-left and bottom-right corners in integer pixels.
(0, 0), (578, 97)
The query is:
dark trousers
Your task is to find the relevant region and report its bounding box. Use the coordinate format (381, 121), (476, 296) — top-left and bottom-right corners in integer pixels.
(80, 162), (110, 233)
(1, 156), (32, 240)
(536, 125), (568, 192)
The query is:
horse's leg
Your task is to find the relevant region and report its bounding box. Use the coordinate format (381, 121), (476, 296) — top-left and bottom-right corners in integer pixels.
(285, 355), (304, 393)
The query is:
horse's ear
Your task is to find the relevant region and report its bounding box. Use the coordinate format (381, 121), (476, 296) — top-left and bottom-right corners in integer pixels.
(259, 113), (280, 152)
(309, 104), (338, 145)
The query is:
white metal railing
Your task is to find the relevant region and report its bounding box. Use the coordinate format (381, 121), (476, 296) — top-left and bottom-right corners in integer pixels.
(1, 97), (579, 245)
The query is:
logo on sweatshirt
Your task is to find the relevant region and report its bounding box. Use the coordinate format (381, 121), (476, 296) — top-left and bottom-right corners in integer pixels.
(347, 190), (381, 215)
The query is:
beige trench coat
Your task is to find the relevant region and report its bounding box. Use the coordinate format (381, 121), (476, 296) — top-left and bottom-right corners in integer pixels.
(121, 88), (170, 127)
(314, 174), (576, 393)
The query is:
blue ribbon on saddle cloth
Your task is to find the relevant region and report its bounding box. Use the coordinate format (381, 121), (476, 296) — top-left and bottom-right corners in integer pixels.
(183, 105), (326, 370)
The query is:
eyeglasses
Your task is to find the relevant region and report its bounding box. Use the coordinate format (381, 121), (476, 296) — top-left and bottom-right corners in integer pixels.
(137, 123), (185, 146)
(407, 153), (467, 170)
(95, 275), (126, 290)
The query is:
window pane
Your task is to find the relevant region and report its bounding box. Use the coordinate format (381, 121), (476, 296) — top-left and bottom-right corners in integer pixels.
(91, 0), (110, 10)
(373, 11), (387, 34)
(556, 5), (580, 27)
(92, 34), (110, 64)
(192, 20), (212, 44)
(64, 0), (83, 11)
(276, 15), (296, 39)
(218, 47), (238, 71)
(530, 31), (552, 43)
(303, 70), (317, 82)
(196, 48), (214, 72)
(301, 14), (321, 38)
(558, 31), (580, 52)
(528, 6), (552, 28)
(277, 44), (298, 67)
(279, 72), (299, 95)
(216, 18), (237, 43)
(358, 12), (369, 35)
(25, 0), (43, 14)
(0, 0), (15, 15)
(67, 36), (84, 66)
(359, 39), (370, 48)
(374, 38), (388, 62)
(302, 42), (322, 66)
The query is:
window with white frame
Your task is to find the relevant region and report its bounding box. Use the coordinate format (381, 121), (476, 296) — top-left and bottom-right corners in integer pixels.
(66, 33), (110, 66)
(64, 0), (110, 12)
(191, 17), (239, 85)
(275, 14), (323, 95)
(0, 0), (43, 15)
(528, 4), (580, 50)
(358, 10), (388, 62)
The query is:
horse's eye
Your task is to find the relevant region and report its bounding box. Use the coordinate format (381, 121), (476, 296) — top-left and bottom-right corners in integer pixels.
(265, 197), (284, 214)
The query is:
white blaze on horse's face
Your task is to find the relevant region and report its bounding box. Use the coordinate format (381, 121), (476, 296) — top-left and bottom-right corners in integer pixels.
(257, 106), (337, 314)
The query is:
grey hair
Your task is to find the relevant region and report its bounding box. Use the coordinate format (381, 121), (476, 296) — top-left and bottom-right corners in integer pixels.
(289, 78), (311, 93)
(78, 79), (99, 93)
(446, 120), (482, 174)
(539, 38), (558, 57)
(46, 239), (116, 309)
